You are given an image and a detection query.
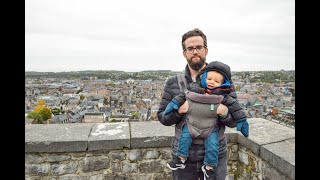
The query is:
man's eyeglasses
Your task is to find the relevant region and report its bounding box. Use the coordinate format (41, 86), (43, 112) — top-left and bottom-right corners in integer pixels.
(184, 45), (207, 54)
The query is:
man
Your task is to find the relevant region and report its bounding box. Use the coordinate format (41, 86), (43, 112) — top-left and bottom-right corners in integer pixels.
(157, 28), (238, 180)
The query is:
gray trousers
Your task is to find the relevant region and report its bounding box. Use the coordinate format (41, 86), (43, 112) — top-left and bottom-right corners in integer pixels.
(171, 153), (227, 180)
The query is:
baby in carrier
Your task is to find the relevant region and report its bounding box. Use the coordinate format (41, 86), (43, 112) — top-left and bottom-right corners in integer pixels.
(165, 61), (249, 179)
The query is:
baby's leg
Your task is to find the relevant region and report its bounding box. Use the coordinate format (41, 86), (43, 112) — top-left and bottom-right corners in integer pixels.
(204, 128), (219, 168)
(177, 124), (192, 160)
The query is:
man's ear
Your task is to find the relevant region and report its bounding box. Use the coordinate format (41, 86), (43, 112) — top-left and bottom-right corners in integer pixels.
(183, 51), (187, 58)
(205, 48), (208, 55)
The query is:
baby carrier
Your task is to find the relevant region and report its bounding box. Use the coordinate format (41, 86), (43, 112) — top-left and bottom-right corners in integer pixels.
(177, 74), (223, 139)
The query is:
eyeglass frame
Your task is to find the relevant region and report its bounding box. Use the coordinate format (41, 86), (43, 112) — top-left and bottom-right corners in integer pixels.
(183, 45), (207, 54)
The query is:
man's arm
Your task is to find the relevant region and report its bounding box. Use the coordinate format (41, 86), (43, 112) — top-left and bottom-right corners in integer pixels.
(157, 77), (184, 126)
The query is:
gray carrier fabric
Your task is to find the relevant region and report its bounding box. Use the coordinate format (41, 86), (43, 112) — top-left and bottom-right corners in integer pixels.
(177, 73), (188, 93)
(185, 91), (224, 139)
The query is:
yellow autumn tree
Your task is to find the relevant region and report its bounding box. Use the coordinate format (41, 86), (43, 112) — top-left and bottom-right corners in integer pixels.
(37, 100), (46, 106)
(27, 100), (52, 124)
(34, 100), (47, 113)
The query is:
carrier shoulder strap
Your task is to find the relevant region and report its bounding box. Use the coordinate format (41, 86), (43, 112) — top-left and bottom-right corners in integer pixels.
(175, 73), (205, 144)
(176, 74), (188, 93)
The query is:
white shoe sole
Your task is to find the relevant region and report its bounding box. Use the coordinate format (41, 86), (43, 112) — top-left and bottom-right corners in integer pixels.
(166, 163), (186, 170)
(201, 165), (211, 180)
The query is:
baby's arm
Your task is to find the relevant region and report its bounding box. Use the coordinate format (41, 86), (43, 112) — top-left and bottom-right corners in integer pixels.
(164, 92), (186, 115)
(221, 95), (246, 121)
(221, 95), (249, 137)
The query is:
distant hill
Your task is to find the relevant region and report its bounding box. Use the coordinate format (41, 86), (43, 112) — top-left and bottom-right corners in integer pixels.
(141, 70), (172, 73)
(25, 70), (181, 81)
(25, 70), (294, 82)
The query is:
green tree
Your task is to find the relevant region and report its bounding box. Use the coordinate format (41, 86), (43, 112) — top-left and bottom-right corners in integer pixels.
(51, 108), (61, 116)
(27, 111), (42, 123)
(27, 101), (52, 124)
(80, 94), (85, 100)
(131, 111), (140, 119)
(27, 108), (52, 124)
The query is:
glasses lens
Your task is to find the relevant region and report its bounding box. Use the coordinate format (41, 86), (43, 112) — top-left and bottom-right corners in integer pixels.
(186, 47), (194, 53)
(185, 46), (205, 54)
(196, 46), (204, 52)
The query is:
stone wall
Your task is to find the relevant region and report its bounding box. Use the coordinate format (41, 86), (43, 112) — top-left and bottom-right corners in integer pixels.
(25, 118), (295, 180)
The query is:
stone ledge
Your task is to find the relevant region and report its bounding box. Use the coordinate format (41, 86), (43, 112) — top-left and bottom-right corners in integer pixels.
(25, 124), (93, 152)
(237, 118), (294, 155)
(235, 118), (295, 179)
(224, 126), (239, 143)
(260, 138), (295, 179)
(25, 118), (295, 179)
(88, 122), (130, 151)
(130, 121), (174, 148)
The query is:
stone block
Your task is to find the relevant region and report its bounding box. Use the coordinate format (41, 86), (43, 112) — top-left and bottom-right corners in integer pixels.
(237, 118), (295, 155)
(260, 138), (295, 179)
(225, 127), (239, 143)
(139, 160), (164, 173)
(79, 156), (110, 172)
(25, 124), (93, 152)
(88, 122), (130, 151)
(25, 163), (50, 176)
(51, 161), (78, 176)
(128, 149), (143, 162)
(130, 121), (174, 148)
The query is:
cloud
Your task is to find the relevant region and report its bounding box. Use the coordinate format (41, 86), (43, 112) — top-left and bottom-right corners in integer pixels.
(25, 0), (295, 72)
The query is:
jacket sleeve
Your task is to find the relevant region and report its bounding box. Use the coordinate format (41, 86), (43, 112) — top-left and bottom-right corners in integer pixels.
(157, 77), (184, 126)
(220, 95), (247, 126)
(228, 78), (237, 98)
(220, 112), (237, 128)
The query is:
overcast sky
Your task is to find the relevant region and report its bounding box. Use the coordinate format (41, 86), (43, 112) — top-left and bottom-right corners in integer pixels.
(25, 0), (295, 72)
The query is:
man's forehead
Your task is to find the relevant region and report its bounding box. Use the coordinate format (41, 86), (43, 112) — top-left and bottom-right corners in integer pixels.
(185, 36), (204, 45)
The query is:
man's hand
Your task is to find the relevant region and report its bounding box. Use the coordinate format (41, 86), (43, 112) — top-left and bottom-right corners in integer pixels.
(217, 104), (228, 117)
(178, 101), (188, 114)
(236, 119), (249, 137)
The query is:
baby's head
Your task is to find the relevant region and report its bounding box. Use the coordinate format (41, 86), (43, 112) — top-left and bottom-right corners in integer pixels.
(206, 71), (224, 89)
(200, 70), (230, 90)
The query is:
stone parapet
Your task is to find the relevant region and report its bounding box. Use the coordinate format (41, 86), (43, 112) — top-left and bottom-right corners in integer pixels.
(25, 118), (295, 179)
(130, 121), (175, 148)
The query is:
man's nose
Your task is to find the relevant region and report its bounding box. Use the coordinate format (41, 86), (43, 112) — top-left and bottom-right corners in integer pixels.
(192, 48), (199, 54)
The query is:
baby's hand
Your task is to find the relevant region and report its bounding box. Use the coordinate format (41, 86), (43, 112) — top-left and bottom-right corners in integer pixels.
(236, 119), (249, 137)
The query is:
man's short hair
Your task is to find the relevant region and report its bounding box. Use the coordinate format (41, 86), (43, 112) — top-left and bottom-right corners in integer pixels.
(181, 28), (207, 50)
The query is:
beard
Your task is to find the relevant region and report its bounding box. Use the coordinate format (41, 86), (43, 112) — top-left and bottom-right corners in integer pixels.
(187, 56), (206, 71)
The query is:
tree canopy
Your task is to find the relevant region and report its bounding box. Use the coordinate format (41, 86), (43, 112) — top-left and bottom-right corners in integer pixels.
(27, 100), (52, 124)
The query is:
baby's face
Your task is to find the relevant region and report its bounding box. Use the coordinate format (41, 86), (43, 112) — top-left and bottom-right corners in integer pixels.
(206, 71), (224, 89)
